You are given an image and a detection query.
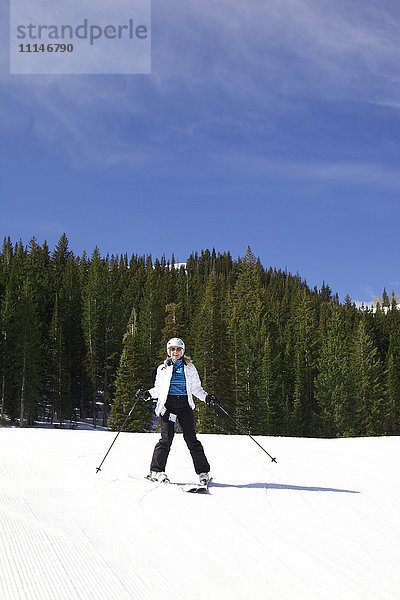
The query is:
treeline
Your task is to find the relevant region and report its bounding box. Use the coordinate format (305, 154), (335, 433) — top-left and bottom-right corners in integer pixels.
(1, 235), (399, 437)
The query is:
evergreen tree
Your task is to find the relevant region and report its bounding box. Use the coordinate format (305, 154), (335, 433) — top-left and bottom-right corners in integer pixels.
(229, 247), (266, 434)
(101, 255), (132, 427)
(159, 302), (186, 359)
(109, 308), (153, 432)
(351, 318), (385, 435)
(192, 272), (233, 433)
(382, 288), (390, 308)
(386, 300), (400, 434)
(314, 304), (354, 437)
(47, 234), (76, 425)
(3, 241), (45, 425)
(51, 233), (70, 284)
(138, 261), (165, 377)
(0, 239), (13, 423)
(54, 252), (87, 423)
(0, 286), (15, 423)
(291, 289), (319, 436)
(10, 277), (43, 426)
(81, 248), (107, 426)
(49, 295), (69, 425)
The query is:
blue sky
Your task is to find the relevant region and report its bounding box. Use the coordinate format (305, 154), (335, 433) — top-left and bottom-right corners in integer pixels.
(2, 0), (400, 304)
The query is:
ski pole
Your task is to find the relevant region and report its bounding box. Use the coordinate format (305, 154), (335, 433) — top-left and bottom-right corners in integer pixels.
(96, 395), (141, 473)
(216, 403), (277, 463)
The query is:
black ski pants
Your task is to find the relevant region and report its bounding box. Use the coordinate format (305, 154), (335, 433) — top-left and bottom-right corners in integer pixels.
(150, 395), (210, 474)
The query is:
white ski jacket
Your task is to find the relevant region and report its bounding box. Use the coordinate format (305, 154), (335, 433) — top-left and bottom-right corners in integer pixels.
(148, 358), (207, 416)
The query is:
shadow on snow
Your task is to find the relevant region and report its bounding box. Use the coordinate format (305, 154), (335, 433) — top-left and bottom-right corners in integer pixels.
(209, 482), (360, 494)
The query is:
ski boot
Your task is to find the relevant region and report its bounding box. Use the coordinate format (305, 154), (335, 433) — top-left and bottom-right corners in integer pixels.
(146, 471), (170, 483)
(198, 472), (210, 486)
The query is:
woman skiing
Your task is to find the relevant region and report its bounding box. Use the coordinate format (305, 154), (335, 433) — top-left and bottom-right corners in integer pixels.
(139, 337), (218, 486)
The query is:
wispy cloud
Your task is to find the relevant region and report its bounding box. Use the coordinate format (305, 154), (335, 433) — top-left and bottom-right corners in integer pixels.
(370, 100), (400, 111)
(214, 151), (400, 194)
(2, 0), (400, 167)
(153, 0), (400, 101)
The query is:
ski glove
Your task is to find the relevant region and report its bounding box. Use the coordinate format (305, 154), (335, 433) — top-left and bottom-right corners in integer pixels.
(205, 394), (219, 407)
(136, 388), (151, 400)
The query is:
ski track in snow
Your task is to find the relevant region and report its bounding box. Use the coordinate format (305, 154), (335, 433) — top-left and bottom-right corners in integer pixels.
(1, 429), (399, 600)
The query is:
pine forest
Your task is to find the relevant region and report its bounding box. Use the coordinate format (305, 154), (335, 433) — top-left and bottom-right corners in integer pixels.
(1, 234), (399, 438)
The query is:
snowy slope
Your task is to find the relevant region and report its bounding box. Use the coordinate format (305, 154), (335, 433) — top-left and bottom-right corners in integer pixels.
(1, 429), (399, 600)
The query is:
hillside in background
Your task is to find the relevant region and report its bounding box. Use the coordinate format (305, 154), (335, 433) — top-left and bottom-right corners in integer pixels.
(1, 235), (400, 438)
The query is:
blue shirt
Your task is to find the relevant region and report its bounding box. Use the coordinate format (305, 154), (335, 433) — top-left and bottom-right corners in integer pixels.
(168, 358), (187, 396)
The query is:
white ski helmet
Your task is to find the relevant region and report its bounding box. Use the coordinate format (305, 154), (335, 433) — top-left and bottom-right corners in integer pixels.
(167, 337), (185, 357)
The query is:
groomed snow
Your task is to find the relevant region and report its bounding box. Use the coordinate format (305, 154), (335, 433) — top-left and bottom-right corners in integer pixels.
(1, 428), (399, 600)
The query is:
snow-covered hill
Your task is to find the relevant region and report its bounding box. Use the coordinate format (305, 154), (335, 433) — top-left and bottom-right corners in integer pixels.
(1, 429), (399, 600)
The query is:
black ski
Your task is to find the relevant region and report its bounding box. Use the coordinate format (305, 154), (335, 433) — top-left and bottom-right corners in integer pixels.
(182, 478), (212, 494)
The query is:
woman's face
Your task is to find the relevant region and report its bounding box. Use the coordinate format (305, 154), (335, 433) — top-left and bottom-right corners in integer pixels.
(170, 346), (183, 363)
